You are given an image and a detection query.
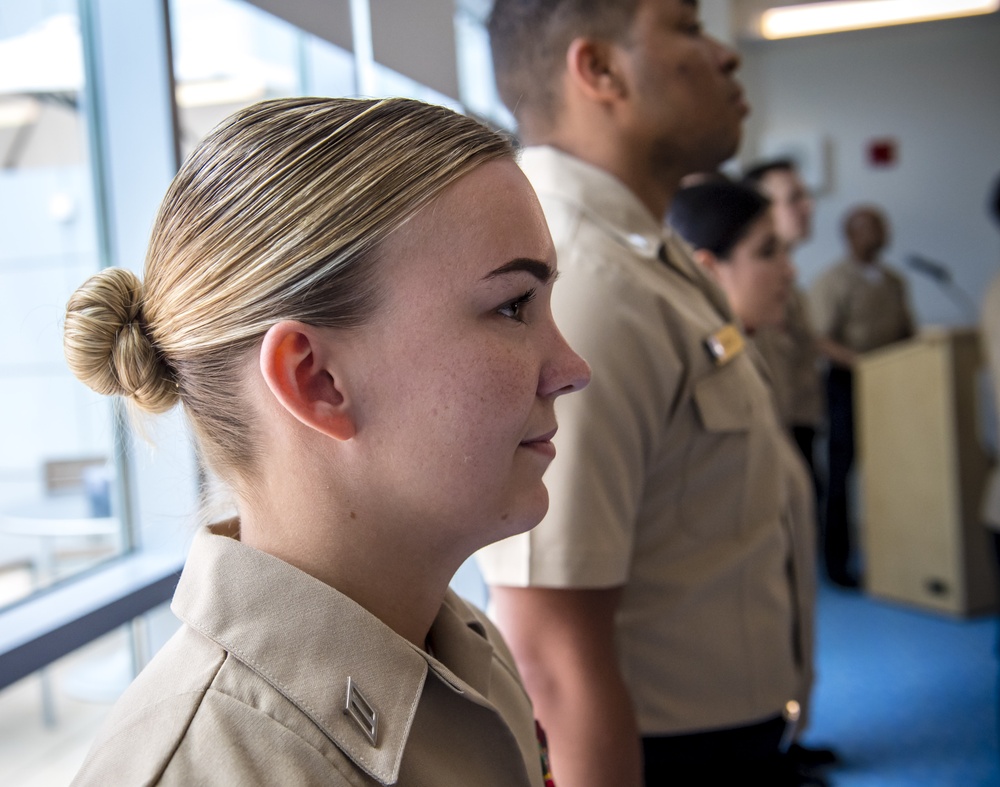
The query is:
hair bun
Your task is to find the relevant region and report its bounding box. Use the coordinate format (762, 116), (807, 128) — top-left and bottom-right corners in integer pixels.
(64, 267), (179, 413)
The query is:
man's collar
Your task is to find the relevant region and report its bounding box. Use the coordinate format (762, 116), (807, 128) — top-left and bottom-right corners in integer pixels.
(519, 145), (664, 263)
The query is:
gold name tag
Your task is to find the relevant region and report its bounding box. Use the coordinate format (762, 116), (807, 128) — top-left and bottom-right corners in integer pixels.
(704, 324), (745, 366)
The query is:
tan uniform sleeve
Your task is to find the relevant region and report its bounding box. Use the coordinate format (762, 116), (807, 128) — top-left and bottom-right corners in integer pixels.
(478, 238), (682, 588)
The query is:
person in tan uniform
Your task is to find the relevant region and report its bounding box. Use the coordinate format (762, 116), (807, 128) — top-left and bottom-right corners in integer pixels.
(979, 173), (1000, 751)
(670, 178), (840, 779)
(62, 97), (590, 786)
(810, 205), (915, 587)
(743, 159), (824, 480)
(476, 2), (815, 784)
(669, 180), (794, 334)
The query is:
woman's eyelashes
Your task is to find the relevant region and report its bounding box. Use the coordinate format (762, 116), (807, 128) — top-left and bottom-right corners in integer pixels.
(497, 288), (537, 323)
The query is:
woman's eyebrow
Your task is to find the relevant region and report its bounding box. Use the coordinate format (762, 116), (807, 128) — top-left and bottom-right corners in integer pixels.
(484, 258), (557, 283)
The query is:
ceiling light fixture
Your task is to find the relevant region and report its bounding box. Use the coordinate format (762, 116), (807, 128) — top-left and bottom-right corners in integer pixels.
(761, 0), (999, 40)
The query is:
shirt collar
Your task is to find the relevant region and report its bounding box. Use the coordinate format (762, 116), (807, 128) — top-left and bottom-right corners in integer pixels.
(171, 526), (497, 785)
(520, 146), (734, 323)
(519, 145), (664, 263)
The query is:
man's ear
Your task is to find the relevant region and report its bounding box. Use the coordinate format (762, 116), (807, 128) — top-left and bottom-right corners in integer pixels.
(259, 321), (356, 441)
(565, 37), (627, 103)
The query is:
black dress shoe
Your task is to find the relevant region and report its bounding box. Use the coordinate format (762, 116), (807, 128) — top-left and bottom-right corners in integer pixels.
(760, 752), (831, 787)
(787, 742), (840, 769)
(828, 571), (860, 589)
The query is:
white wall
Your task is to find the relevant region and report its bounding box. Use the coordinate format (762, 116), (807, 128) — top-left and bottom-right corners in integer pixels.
(737, 12), (1000, 328)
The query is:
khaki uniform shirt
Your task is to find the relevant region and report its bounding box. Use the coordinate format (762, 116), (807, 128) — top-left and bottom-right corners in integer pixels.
(754, 288), (824, 429)
(73, 526), (545, 786)
(477, 147), (808, 736)
(980, 274), (1000, 531)
(809, 257), (915, 354)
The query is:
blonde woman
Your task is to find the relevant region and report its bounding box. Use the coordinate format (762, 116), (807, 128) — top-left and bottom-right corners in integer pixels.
(64, 97), (589, 786)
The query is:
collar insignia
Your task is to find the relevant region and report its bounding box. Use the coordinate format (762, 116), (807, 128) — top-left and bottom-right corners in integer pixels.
(345, 676), (379, 746)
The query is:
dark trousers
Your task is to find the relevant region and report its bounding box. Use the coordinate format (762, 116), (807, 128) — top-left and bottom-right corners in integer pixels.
(642, 716), (790, 786)
(824, 367), (856, 584)
(792, 424), (821, 506)
(993, 531), (1000, 753)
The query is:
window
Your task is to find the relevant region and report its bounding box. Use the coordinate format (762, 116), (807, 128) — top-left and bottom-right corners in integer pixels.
(170, 0), (356, 159)
(1, 3), (491, 780)
(0, 0), (122, 610)
(455, 1), (514, 129)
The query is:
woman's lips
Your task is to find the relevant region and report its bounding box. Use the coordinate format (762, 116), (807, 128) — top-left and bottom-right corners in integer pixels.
(520, 428), (557, 459)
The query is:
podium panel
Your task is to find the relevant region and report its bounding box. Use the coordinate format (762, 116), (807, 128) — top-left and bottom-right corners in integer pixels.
(857, 328), (997, 616)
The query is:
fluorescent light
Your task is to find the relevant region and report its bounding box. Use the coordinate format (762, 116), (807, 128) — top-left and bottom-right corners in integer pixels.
(761, 0), (999, 39)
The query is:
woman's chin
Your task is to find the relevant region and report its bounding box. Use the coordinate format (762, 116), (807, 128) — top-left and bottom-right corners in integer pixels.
(487, 489), (550, 546)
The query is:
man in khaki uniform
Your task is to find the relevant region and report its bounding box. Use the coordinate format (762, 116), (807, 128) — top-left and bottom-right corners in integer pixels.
(979, 174), (1000, 738)
(74, 526), (547, 787)
(810, 205), (915, 587)
(476, 2), (812, 784)
(742, 158), (839, 774)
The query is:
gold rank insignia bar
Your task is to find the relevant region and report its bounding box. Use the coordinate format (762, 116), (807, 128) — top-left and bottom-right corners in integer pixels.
(704, 324), (745, 366)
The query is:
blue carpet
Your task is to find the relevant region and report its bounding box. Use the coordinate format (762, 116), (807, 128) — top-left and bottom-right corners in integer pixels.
(801, 582), (1000, 786)
(452, 560), (1000, 784)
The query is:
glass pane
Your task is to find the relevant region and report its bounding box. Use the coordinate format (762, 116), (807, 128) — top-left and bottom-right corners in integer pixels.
(367, 60), (462, 110)
(455, 6), (514, 130)
(302, 32), (356, 98)
(171, 0), (300, 157)
(0, 0), (123, 610)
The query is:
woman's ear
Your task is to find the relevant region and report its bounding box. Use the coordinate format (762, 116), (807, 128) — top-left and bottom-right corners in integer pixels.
(259, 321), (356, 441)
(692, 248), (723, 278)
(565, 37), (627, 103)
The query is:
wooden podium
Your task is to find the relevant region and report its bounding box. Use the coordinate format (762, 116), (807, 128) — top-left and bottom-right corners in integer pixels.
(856, 328), (998, 616)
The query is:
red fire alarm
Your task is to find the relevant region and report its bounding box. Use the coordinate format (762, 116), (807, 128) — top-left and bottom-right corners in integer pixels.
(868, 138), (898, 168)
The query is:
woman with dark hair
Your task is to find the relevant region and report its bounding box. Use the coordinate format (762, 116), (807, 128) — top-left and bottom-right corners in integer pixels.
(670, 178), (826, 784)
(669, 179), (794, 334)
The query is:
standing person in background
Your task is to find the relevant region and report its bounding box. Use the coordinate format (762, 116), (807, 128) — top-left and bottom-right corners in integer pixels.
(669, 179), (795, 337)
(810, 205), (916, 588)
(742, 159), (841, 777)
(977, 173), (1000, 689)
(477, 2), (812, 784)
(671, 178), (837, 783)
(743, 159), (824, 488)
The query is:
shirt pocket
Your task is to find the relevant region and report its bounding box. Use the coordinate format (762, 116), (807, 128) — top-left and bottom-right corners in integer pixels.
(678, 363), (754, 540)
(693, 362), (754, 432)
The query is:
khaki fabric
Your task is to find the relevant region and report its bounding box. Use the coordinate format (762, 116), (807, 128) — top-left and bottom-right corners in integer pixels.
(775, 418), (818, 728)
(809, 258), (915, 354)
(754, 288), (824, 428)
(981, 274), (1000, 531)
(73, 527), (544, 786)
(477, 147), (808, 736)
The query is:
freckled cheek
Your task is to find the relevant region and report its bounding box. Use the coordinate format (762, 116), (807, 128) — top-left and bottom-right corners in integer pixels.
(445, 352), (537, 443)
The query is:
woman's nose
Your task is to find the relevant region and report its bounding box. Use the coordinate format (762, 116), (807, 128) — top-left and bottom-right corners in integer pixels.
(541, 327), (591, 398)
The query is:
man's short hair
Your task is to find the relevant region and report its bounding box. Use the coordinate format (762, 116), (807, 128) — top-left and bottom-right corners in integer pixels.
(488, 0), (640, 135)
(842, 204), (885, 238)
(742, 157), (797, 187)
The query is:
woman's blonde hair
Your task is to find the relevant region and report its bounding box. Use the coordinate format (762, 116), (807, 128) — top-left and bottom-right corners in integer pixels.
(64, 97), (513, 484)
